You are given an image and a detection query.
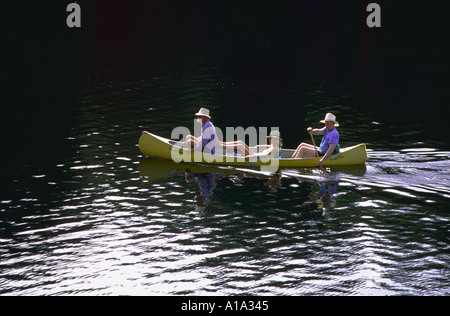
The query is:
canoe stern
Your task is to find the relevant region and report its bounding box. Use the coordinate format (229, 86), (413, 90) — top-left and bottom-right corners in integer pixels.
(139, 131), (174, 160)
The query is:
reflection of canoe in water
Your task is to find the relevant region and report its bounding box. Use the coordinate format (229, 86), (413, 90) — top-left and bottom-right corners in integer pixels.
(139, 156), (367, 183)
(138, 157), (239, 181)
(139, 157), (284, 193)
(138, 131), (367, 168)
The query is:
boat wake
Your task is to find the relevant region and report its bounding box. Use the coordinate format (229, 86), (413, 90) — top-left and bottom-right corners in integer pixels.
(280, 148), (450, 204)
(364, 149), (450, 198)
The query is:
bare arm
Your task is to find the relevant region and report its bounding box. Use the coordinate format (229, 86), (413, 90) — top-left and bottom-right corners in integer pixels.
(184, 135), (199, 152)
(319, 143), (336, 166)
(307, 127), (325, 136)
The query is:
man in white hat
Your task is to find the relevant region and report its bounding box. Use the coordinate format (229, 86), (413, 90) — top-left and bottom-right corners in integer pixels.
(185, 108), (217, 155)
(291, 113), (340, 167)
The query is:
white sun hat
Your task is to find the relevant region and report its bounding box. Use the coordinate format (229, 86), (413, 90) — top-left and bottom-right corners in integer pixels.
(320, 113), (339, 127)
(195, 108), (211, 119)
(267, 130), (281, 139)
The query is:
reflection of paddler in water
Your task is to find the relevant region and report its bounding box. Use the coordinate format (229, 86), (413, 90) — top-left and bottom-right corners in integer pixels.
(185, 170), (217, 207)
(263, 173), (282, 190)
(316, 180), (338, 211)
(185, 169), (282, 208)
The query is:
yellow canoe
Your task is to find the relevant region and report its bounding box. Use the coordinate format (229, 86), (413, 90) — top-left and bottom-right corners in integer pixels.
(138, 131), (367, 169)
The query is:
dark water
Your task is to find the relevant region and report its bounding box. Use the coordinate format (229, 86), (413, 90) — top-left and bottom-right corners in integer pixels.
(2, 1), (449, 295)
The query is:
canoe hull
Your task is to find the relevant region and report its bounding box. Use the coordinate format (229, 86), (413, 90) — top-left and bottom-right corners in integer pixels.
(138, 131), (367, 168)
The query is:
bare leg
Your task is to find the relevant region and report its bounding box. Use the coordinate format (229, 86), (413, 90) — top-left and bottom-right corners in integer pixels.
(294, 147), (317, 159)
(291, 143), (317, 158)
(219, 142), (236, 155)
(235, 140), (254, 155)
(292, 143), (311, 157)
(220, 141), (254, 156)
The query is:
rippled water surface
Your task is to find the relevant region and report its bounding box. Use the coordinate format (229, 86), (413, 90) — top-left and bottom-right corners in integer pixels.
(3, 2), (450, 295)
(1, 94), (448, 295)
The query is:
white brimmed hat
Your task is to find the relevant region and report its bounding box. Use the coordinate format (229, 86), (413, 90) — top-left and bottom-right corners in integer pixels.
(320, 113), (339, 127)
(195, 108), (211, 119)
(267, 130), (281, 139)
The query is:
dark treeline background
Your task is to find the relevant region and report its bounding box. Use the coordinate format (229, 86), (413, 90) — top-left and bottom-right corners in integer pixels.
(4, 1), (449, 160)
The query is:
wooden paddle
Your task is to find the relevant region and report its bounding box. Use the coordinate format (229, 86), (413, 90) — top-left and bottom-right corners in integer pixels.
(309, 130), (322, 168)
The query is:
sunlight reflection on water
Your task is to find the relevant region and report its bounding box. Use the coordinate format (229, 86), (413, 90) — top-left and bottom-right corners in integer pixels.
(1, 72), (450, 296)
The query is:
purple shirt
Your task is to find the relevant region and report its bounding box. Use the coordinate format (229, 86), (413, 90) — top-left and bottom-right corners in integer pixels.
(193, 119), (216, 155)
(320, 127), (339, 153)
